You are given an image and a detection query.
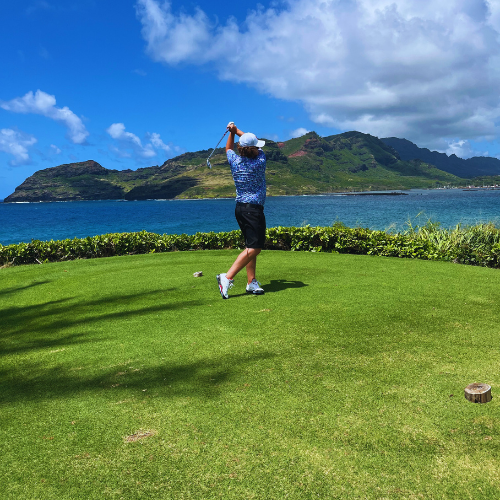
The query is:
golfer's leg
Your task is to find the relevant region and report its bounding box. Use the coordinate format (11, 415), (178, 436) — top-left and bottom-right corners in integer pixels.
(227, 248), (261, 280)
(246, 256), (257, 283)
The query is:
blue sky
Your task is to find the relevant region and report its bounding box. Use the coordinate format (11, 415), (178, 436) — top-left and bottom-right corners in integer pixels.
(2, 0), (500, 200)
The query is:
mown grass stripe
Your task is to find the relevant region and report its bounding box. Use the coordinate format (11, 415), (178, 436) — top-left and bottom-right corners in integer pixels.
(1, 251), (499, 499)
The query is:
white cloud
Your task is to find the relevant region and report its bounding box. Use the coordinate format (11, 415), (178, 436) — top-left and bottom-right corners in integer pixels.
(0, 90), (89, 144)
(290, 127), (310, 139)
(148, 132), (171, 152)
(0, 128), (37, 165)
(135, 0), (212, 65)
(107, 123), (173, 160)
(136, 0), (500, 149)
(445, 139), (488, 159)
(50, 144), (61, 154)
(107, 123), (142, 146)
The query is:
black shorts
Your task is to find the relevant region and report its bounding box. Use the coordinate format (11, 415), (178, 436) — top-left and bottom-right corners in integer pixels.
(235, 202), (266, 249)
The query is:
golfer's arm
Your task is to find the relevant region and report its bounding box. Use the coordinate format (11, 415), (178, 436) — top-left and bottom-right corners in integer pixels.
(226, 127), (244, 152)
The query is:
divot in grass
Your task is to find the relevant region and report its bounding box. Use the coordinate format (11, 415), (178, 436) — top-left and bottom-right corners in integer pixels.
(124, 430), (157, 443)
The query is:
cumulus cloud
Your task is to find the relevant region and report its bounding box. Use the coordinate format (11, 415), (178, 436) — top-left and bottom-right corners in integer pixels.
(445, 139), (489, 159)
(136, 0), (212, 64)
(290, 127), (310, 139)
(0, 128), (37, 165)
(0, 90), (89, 144)
(148, 132), (171, 152)
(108, 123), (142, 146)
(107, 123), (174, 160)
(136, 0), (500, 149)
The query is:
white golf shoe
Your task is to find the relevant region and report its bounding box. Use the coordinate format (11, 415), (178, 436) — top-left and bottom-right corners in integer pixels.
(217, 273), (234, 299)
(246, 279), (264, 295)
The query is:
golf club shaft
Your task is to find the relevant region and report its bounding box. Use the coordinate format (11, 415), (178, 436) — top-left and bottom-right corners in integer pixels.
(207, 129), (229, 161)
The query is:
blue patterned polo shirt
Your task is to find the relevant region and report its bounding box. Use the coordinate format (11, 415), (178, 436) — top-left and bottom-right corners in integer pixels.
(226, 149), (267, 206)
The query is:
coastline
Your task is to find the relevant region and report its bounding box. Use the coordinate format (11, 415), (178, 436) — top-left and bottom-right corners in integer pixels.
(2, 190), (500, 248)
(0, 188), (444, 203)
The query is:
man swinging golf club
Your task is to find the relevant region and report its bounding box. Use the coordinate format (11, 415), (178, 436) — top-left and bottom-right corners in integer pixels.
(216, 122), (266, 299)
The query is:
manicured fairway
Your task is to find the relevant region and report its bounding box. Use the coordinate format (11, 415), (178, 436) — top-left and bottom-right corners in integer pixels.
(1, 251), (500, 499)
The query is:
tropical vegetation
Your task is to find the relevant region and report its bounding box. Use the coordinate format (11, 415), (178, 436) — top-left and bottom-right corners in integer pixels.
(4, 132), (465, 202)
(2, 222), (500, 269)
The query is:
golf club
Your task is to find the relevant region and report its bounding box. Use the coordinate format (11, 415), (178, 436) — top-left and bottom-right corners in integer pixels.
(206, 122), (233, 168)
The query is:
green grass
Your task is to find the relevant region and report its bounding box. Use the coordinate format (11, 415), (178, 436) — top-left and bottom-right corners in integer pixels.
(2, 251), (500, 499)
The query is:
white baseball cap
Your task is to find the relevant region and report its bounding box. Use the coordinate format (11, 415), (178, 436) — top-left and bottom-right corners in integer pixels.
(238, 132), (265, 148)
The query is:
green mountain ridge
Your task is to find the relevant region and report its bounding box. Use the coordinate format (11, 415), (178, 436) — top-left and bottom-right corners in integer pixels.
(4, 131), (465, 203)
(381, 137), (500, 178)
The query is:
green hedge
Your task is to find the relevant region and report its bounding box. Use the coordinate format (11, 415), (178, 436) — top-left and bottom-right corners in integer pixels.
(1, 224), (500, 268)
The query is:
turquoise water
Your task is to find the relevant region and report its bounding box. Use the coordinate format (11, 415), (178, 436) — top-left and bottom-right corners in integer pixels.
(1, 190), (500, 246)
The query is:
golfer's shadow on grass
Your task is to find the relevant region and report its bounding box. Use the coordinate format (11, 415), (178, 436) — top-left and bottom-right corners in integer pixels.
(232, 279), (307, 297)
(264, 279), (308, 293)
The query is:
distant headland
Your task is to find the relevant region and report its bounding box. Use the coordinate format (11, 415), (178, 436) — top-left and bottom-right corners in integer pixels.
(5, 131), (500, 203)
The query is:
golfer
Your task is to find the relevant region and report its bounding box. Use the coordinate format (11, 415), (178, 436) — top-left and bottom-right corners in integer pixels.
(217, 122), (267, 299)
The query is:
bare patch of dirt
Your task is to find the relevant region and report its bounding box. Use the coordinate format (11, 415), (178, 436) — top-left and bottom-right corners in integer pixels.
(124, 430), (157, 442)
(288, 150), (307, 157)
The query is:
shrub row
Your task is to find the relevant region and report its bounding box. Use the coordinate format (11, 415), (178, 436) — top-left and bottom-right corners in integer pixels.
(0, 230), (245, 266)
(1, 223), (500, 268)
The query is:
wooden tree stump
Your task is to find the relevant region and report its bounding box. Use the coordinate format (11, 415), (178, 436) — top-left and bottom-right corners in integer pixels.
(464, 383), (492, 403)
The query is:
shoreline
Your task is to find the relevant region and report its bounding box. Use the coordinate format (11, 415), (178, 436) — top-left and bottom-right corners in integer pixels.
(0, 188), (464, 204)
(2, 190), (500, 247)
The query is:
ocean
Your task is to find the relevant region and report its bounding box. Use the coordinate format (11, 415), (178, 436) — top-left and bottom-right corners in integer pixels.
(1, 189), (500, 246)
